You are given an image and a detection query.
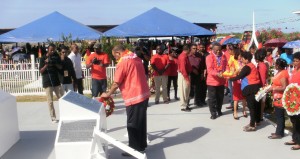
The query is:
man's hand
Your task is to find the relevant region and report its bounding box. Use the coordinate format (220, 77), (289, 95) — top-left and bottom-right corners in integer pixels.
(100, 92), (110, 98)
(217, 72), (223, 78)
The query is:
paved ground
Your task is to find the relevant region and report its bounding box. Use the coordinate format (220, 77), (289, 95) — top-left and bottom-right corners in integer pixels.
(1, 94), (299, 159)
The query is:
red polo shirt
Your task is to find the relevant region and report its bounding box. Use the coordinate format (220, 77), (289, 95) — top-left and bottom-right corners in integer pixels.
(86, 52), (110, 80)
(150, 54), (169, 76)
(178, 51), (192, 82)
(114, 56), (150, 106)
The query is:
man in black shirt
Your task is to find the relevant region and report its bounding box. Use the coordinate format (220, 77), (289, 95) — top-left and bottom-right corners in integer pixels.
(59, 46), (76, 94)
(198, 43), (209, 105)
(39, 44), (62, 123)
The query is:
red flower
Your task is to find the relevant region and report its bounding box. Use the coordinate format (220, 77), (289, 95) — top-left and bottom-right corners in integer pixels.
(99, 97), (115, 117)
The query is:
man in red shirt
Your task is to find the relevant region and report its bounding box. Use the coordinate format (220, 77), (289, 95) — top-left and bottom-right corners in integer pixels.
(150, 45), (170, 104)
(188, 44), (203, 107)
(178, 45), (192, 112)
(101, 45), (150, 156)
(86, 43), (110, 98)
(206, 43), (227, 119)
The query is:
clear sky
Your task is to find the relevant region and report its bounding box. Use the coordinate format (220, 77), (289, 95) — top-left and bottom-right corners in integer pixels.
(1, 0), (300, 33)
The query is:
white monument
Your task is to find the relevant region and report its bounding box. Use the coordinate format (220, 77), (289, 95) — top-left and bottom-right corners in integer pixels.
(0, 89), (20, 157)
(55, 91), (147, 159)
(55, 91), (107, 159)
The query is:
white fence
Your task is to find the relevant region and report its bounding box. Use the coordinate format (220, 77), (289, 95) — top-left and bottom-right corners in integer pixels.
(0, 55), (116, 96)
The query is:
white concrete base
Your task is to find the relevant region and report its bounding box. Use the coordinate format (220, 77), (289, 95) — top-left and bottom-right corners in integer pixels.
(0, 89), (20, 157)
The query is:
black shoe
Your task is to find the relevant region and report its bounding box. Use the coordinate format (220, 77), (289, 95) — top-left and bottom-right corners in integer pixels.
(217, 112), (223, 116)
(181, 108), (191, 112)
(121, 152), (133, 157)
(186, 106), (192, 110)
(195, 103), (203, 107)
(174, 97), (179, 100)
(210, 115), (217, 120)
(201, 101), (207, 105)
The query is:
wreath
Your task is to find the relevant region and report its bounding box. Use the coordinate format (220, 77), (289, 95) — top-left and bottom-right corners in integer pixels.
(99, 97), (115, 117)
(282, 83), (300, 116)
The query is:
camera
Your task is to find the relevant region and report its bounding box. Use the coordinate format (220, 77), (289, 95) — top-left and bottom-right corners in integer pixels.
(92, 57), (101, 65)
(46, 55), (60, 65)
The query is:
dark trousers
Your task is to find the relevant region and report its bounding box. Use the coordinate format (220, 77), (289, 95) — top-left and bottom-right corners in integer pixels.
(126, 99), (148, 151)
(246, 94), (261, 127)
(167, 76), (178, 99)
(290, 114), (300, 144)
(274, 107), (285, 136)
(199, 79), (207, 103)
(189, 73), (201, 105)
(73, 78), (83, 94)
(91, 78), (107, 97)
(207, 85), (224, 116)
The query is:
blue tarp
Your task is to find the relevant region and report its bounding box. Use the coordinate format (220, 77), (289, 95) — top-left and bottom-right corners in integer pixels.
(104, 7), (215, 37)
(0, 11), (102, 42)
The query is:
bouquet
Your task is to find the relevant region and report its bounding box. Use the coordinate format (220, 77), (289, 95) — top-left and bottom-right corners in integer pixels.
(255, 85), (271, 102)
(282, 83), (300, 116)
(222, 70), (234, 78)
(99, 97), (115, 117)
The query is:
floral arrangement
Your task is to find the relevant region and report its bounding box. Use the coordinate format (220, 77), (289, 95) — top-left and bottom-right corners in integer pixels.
(99, 97), (115, 117)
(282, 83), (300, 116)
(255, 85), (271, 102)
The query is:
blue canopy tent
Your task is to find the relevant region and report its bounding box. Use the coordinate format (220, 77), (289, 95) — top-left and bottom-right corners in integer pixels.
(104, 7), (215, 37)
(0, 11), (102, 42)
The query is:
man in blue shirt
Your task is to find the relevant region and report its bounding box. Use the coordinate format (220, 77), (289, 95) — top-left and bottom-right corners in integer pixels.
(280, 48), (293, 65)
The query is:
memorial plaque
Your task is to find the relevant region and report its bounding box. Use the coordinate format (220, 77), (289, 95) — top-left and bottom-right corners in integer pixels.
(59, 91), (103, 119)
(58, 119), (97, 143)
(61, 91), (100, 113)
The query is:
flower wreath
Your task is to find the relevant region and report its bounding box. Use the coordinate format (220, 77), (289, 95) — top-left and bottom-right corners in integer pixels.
(99, 97), (115, 117)
(282, 83), (300, 116)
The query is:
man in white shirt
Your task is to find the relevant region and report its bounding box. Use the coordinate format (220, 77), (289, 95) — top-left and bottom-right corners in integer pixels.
(68, 44), (83, 94)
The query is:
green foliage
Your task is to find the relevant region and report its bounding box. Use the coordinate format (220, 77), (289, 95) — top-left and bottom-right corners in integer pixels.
(101, 37), (134, 64)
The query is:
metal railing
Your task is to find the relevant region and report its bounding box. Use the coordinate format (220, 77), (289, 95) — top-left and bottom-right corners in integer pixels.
(0, 55), (116, 96)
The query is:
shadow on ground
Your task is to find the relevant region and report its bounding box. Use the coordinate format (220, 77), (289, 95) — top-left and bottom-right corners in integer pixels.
(2, 130), (56, 159)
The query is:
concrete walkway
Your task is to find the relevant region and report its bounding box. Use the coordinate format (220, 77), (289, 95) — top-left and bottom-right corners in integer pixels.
(1, 95), (299, 159)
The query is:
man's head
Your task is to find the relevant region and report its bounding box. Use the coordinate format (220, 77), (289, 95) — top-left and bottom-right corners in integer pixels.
(266, 48), (273, 56)
(226, 44), (233, 50)
(293, 52), (300, 69)
(47, 44), (56, 55)
(285, 48), (293, 55)
(60, 46), (69, 57)
(182, 44), (190, 55)
(112, 44), (125, 61)
(198, 43), (206, 53)
(71, 44), (79, 54)
(93, 43), (102, 54)
(190, 44), (197, 55)
(156, 45), (163, 55)
(212, 42), (222, 56)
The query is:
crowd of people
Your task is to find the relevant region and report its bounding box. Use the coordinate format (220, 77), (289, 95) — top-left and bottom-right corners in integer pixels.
(36, 40), (300, 154)
(130, 41), (300, 151)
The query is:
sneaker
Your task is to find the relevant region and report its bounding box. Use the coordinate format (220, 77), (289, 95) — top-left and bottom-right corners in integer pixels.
(52, 120), (58, 123)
